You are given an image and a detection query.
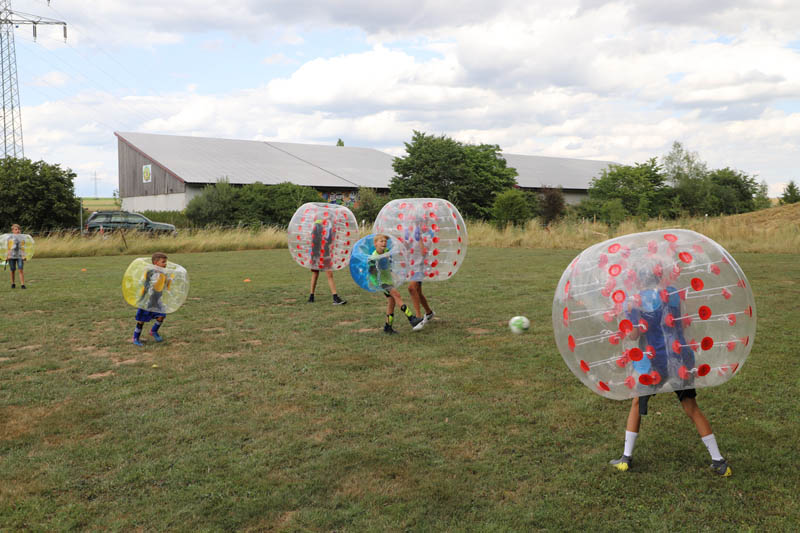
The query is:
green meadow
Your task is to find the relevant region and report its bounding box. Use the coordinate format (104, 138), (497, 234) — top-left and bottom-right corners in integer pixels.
(1, 248), (798, 531)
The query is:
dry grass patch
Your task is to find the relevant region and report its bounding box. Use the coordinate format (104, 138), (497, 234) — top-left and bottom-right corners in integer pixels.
(87, 370), (115, 380)
(0, 404), (65, 440)
(467, 328), (490, 335)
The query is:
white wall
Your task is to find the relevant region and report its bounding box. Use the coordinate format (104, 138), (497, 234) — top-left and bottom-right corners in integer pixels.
(121, 187), (203, 212)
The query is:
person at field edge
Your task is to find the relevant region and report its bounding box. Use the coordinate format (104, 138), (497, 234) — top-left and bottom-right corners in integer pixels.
(369, 234), (424, 334)
(6, 224), (27, 289)
(609, 267), (731, 476)
(307, 217), (346, 305)
(132, 252), (171, 346)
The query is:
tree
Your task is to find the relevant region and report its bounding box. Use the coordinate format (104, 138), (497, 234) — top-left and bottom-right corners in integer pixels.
(390, 131), (518, 219)
(492, 188), (532, 228)
(661, 141), (710, 216)
(185, 179), (241, 227)
(336, 138), (344, 146)
(539, 186), (566, 225)
(0, 157), (81, 230)
(706, 167), (758, 215)
(780, 180), (800, 204)
(586, 159), (669, 218)
(353, 187), (387, 226)
(753, 180), (772, 210)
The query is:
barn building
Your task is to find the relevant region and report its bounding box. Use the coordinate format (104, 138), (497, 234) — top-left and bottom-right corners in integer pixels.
(116, 131), (614, 212)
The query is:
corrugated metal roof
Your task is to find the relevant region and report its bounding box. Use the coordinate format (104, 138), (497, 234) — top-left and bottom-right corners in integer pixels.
(117, 132), (614, 191)
(502, 153), (614, 190)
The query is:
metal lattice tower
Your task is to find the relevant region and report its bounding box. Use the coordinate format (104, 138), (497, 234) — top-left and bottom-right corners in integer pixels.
(0, 0), (66, 158)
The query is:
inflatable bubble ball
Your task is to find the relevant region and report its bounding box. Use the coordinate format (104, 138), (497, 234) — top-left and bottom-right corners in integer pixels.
(2, 233), (35, 261)
(122, 257), (189, 314)
(288, 203), (358, 271)
(553, 229), (756, 400)
(349, 234), (411, 292)
(373, 198), (467, 281)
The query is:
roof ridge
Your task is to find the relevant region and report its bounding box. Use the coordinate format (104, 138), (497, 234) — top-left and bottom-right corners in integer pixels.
(263, 141), (362, 188)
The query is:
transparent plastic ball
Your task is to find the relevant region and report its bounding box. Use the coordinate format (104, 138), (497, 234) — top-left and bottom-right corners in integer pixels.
(373, 198), (467, 281)
(122, 258), (189, 314)
(349, 234), (411, 292)
(288, 203), (358, 271)
(2, 233), (35, 261)
(553, 229), (756, 400)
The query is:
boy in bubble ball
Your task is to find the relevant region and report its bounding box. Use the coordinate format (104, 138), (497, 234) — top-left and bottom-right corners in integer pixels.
(132, 252), (171, 346)
(609, 265), (731, 476)
(369, 234), (424, 334)
(307, 218), (346, 305)
(6, 224), (27, 289)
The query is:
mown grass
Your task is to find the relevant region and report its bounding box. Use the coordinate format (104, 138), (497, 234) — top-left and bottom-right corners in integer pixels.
(1, 248), (798, 531)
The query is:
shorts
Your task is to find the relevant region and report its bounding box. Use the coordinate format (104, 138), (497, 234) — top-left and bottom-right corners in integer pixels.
(381, 283), (394, 297)
(7, 258), (23, 271)
(638, 388), (697, 415)
(135, 309), (166, 322)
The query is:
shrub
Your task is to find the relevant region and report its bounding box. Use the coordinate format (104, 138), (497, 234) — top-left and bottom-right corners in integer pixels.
(492, 188), (532, 228)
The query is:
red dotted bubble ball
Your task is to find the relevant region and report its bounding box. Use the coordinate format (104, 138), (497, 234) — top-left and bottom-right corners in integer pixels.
(553, 229), (756, 400)
(287, 203), (358, 271)
(373, 198), (468, 282)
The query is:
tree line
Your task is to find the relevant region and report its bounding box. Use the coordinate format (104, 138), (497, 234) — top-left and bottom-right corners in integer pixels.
(1, 135), (798, 231)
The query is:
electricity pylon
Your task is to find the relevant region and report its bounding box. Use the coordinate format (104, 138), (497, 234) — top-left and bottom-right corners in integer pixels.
(0, 0), (66, 158)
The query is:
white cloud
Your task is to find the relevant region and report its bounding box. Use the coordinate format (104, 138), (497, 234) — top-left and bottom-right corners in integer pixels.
(32, 71), (70, 87)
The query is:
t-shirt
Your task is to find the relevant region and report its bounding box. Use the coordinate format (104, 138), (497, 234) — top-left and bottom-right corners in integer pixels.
(368, 249), (393, 287)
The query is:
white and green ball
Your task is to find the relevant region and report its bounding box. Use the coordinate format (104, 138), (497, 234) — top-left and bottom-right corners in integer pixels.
(508, 316), (530, 334)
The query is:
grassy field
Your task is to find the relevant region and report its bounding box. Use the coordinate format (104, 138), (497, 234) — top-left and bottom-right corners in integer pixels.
(1, 248), (798, 531)
(81, 198), (120, 212)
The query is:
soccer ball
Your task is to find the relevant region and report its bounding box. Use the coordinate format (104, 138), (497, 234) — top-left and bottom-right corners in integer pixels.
(508, 316), (530, 334)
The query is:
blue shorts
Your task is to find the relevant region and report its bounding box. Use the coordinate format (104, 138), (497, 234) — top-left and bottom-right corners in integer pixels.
(7, 258), (23, 271)
(135, 309), (166, 322)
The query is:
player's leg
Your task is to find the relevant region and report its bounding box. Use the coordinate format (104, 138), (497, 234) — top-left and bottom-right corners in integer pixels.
(18, 260), (25, 288)
(384, 292), (396, 333)
(678, 392), (731, 476)
(150, 316), (165, 342)
(133, 321), (145, 346)
(407, 282), (422, 317)
(308, 270), (319, 302)
(390, 288), (423, 330)
(9, 258), (16, 288)
(326, 271), (346, 305)
(610, 397), (642, 471)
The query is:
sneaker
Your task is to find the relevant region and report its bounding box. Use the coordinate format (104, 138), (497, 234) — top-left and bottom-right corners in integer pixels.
(609, 455), (632, 471)
(307, 294), (315, 303)
(409, 315), (425, 331)
(383, 324), (396, 335)
(332, 295), (347, 305)
(132, 337), (144, 346)
(150, 331), (163, 342)
(10, 284), (15, 289)
(20, 285), (26, 289)
(710, 459), (732, 477)
(423, 310), (435, 324)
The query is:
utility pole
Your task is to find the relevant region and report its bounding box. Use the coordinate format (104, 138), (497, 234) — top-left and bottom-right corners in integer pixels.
(0, 0), (66, 158)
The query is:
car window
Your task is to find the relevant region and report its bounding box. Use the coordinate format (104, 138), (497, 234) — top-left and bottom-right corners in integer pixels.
(92, 213), (111, 223)
(111, 213), (125, 223)
(126, 214), (146, 224)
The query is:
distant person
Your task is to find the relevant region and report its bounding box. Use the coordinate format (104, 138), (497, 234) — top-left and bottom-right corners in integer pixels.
(6, 224), (27, 289)
(369, 234), (424, 334)
(307, 217), (346, 305)
(133, 252), (171, 346)
(609, 268), (731, 476)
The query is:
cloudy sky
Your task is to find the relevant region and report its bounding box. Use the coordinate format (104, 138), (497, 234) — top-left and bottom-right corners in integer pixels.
(11, 0), (800, 197)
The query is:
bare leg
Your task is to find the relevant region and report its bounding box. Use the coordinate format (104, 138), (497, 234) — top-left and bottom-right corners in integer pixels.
(407, 282), (431, 316)
(680, 397), (712, 437)
(324, 271), (338, 295)
(309, 270), (320, 295)
(626, 397), (642, 433)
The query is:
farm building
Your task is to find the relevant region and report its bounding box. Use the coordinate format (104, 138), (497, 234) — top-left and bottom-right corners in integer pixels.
(116, 131), (615, 211)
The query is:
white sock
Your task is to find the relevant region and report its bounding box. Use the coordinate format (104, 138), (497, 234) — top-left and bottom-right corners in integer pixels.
(623, 430), (638, 457)
(702, 433), (723, 461)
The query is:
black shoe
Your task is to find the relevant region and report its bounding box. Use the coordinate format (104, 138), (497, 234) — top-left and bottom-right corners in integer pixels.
(383, 324), (396, 334)
(409, 315), (425, 331)
(20, 285), (26, 289)
(332, 294), (347, 305)
(10, 284), (15, 289)
(307, 294), (315, 303)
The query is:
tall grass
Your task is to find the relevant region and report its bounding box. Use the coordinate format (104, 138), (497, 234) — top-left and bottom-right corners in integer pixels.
(35, 227), (287, 259)
(34, 211), (800, 258)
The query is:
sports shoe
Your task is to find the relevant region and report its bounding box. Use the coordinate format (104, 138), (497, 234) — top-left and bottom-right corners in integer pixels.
(10, 284), (15, 289)
(710, 459), (732, 477)
(307, 294), (315, 303)
(383, 324), (396, 335)
(609, 455), (632, 471)
(410, 315), (425, 331)
(21, 285), (26, 289)
(150, 331), (164, 342)
(332, 294), (347, 305)
(132, 337), (144, 346)
(423, 310), (435, 324)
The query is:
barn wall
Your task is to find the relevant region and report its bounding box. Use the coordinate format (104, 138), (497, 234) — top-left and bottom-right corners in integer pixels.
(118, 139), (185, 198)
